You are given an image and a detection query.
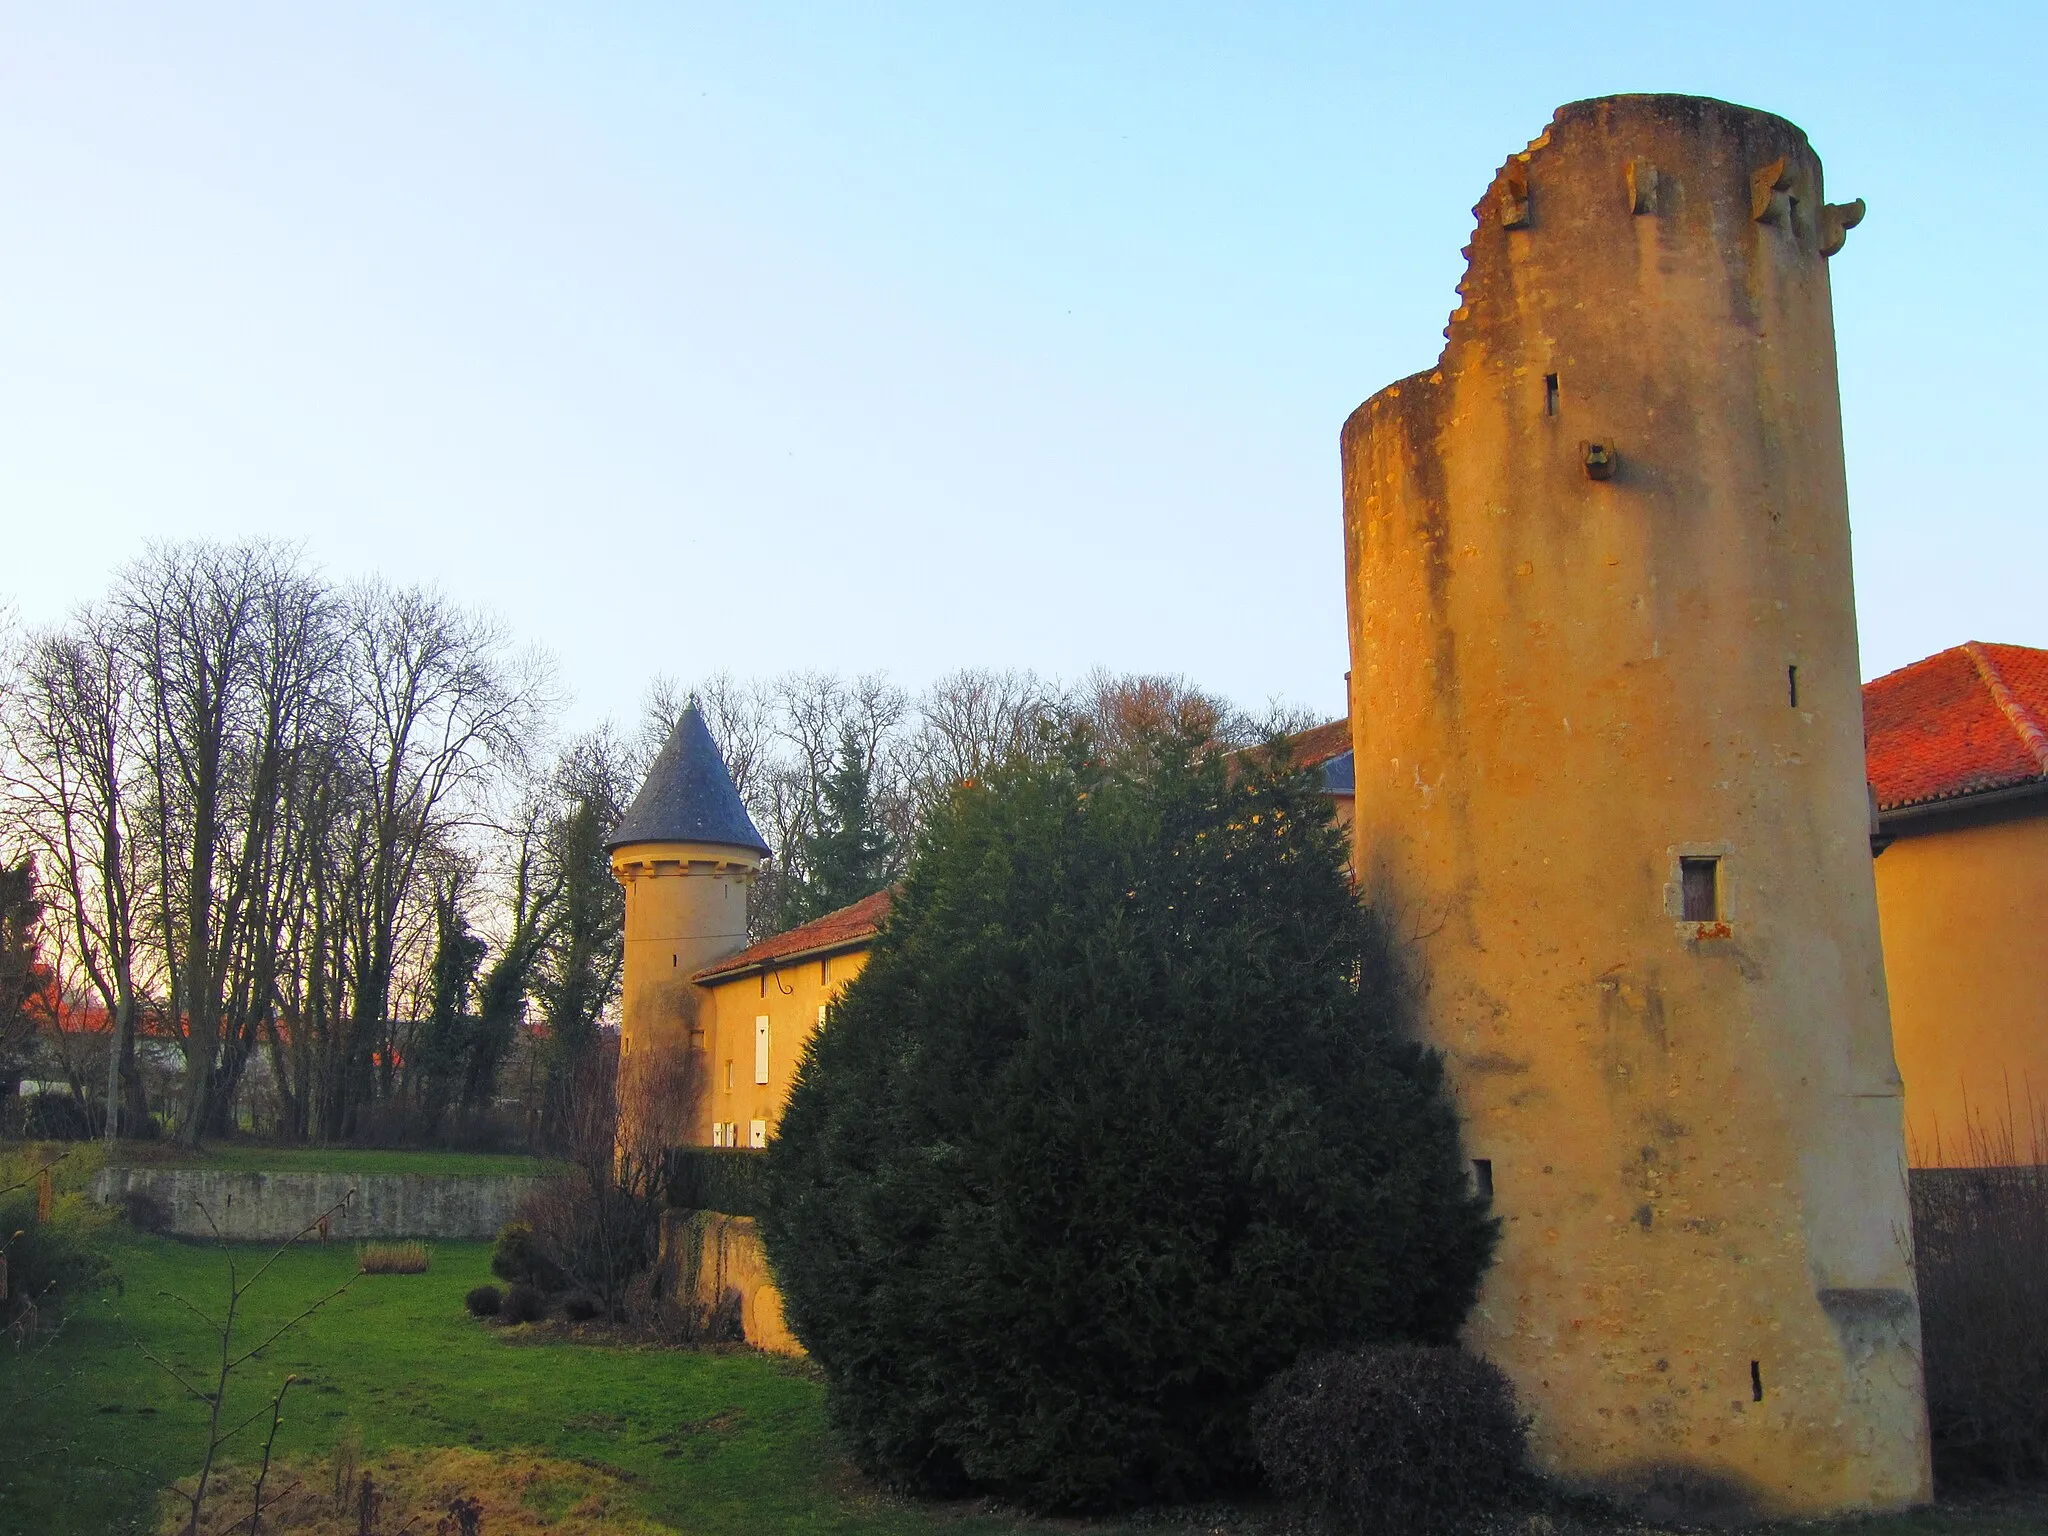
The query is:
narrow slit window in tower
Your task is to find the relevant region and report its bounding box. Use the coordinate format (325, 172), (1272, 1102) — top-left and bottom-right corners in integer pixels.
(1751, 1360), (1764, 1402)
(1544, 373), (1559, 417)
(1472, 1159), (1494, 1201)
(1681, 857), (1720, 923)
(1788, 665), (1799, 707)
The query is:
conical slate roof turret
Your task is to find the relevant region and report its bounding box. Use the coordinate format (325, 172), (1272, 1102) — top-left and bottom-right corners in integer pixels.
(608, 702), (769, 855)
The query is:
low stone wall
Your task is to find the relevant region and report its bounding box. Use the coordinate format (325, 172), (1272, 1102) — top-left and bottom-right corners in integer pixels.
(95, 1166), (548, 1242)
(656, 1208), (802, 1356)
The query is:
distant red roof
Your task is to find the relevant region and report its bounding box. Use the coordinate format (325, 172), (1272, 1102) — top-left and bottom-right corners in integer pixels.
(694, 887), (894, 983)
(1279, 718), (1353, 771)
(1864, 642), (2048, 813)
(1223, 718), (1353, 780)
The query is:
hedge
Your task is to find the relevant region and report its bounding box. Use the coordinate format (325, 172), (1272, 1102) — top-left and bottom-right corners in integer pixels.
(665, 1146), (770, 1217)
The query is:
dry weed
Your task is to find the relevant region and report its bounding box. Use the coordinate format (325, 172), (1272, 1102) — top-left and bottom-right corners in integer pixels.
(355, 1242), (431, 1275)
(161, 1445), (674, 1534)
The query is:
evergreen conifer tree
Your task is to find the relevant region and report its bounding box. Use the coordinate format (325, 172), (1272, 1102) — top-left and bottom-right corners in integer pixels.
(763, 726), (1496, 1509)
(790, 727), (893, 924)
(416, 884), (487, 1136)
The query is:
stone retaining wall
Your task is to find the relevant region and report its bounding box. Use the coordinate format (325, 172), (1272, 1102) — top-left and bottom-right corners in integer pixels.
(95, 1166), (547, 1241)
(655, 1207), (802, 1356)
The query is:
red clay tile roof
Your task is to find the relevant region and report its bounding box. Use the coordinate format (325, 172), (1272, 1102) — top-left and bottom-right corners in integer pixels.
(1223, 718), (1352, 776)
(1280, 718), (1354, 770)
(1864, 642), (2048, 813)
(693, 887), (894, 983)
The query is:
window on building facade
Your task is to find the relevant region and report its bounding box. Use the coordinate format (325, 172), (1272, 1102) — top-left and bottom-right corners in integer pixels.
(1680, 857), (1720, 922)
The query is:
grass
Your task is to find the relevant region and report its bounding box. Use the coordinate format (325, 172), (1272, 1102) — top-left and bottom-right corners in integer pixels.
(0, 1230), (1068, 1536)
(3, 1227), (2047, 1536)
(104, 1143), (564, 1178)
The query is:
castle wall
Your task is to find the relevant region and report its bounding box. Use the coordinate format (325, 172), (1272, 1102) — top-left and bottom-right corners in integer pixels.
(1875, 800), (2048, 1165)
(1341, 95), (1928, 1516)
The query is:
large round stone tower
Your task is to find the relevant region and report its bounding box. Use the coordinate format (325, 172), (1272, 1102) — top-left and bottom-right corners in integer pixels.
(608, 703), (768, 1143)
(1341, 96), (1928, 1516)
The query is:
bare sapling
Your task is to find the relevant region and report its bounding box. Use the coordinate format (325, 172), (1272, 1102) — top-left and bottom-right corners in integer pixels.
(140, 1191), (358, 1535)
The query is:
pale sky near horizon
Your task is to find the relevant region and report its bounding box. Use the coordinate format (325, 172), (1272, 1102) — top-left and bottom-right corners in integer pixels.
(3, 3), (2042, 735)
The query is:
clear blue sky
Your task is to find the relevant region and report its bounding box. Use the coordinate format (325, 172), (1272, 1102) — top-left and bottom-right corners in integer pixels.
(3, 3), (2041, 729)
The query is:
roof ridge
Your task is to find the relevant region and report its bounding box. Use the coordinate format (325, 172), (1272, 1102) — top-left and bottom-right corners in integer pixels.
(1964, 641), (2048, 775)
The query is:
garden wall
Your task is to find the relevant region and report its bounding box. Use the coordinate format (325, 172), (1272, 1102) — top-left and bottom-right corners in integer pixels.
(94, 1166), (547, 1241)
(656, 1207), (801, 1356)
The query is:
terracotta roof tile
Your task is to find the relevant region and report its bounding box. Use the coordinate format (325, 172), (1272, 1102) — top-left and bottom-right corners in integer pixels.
(1223, 719), (1355, 793)
(694, 887), (894, 982)
(1864, 642), (2048, 812)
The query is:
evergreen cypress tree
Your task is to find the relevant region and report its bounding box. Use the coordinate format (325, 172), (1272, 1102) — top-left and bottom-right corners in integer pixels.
(763, 726), (1497, 1510)
(415, 884), (486, 1136)
(791, 727), (893, 923)
(535, 792), (624, 1142)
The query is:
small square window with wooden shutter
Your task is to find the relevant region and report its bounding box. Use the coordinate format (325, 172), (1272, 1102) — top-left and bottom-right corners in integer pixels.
(1681, 857), (1720, 922)
(750, 1119), (767, 1149)
(755, 1016), (771, 1085)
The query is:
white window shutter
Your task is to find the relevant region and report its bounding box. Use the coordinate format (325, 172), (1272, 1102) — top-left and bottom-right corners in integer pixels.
(750, 1119), (767, 1148)
(755, 1016), (771, 1085)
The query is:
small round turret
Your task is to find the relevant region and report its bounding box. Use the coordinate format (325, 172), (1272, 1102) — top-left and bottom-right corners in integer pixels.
(608, 704), (766, 1133)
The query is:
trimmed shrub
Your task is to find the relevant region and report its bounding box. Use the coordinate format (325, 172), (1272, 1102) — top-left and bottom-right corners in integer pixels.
(664, 1147), (769, 1217)
(562, 1293), (601, 1322)
(490, 1221), (562, 1291)
(1252, 1345), (1527, 1533)
(498, 1283), (545, 1325)
(763, 728), (1497, 1509)
(464, 1284), (503, 1318)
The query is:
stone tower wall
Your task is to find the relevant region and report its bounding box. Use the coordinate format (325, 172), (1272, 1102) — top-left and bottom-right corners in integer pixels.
(611, 840), (759, 1145)
(1340, 95), (1928, 1516)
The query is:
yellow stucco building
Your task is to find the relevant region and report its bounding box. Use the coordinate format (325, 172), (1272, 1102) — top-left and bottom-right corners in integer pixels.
(690, 889), (889, 1149)
(1864, 642), (2048, 1166)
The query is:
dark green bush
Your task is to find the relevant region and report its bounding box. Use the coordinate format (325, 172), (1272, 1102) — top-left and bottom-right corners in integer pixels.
(498, 1282), (546, 1325)
(664, 1147), (769, 1217)
(763, 728), (1497, 1510)
(562, 1293), (601, 1321)
(1252, 1345), (1527, 1533)
(1913, 1162), (2048, 1483)
(0, 1190), (118, 1327)
(119, 1189), (169, 1232)
(464, 1284), (503, 1317)
(490, 1220), (562, 1291)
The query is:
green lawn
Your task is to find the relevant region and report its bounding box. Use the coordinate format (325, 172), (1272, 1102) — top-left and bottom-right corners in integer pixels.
(107, 1144), (564, 1178)
(5, 1229), (2048, 1536)
(0, 1231), (1055, 1536)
